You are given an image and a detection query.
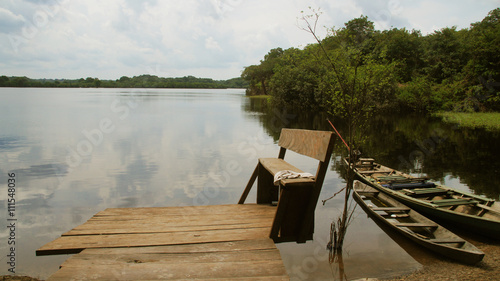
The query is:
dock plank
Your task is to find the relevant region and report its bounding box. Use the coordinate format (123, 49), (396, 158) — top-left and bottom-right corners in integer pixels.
(47, 260), (288, 280)
(71, 238), (278, 255)
(38, 225), (272, 255)
(39, 204), (290, 280)
(59, 249), (283, 266)
(64, 221), (273, 236)
(93, 204), (275, 216)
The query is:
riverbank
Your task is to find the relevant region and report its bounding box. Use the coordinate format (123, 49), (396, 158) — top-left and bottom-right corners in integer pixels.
(387, 233), (500, 281)
(435, 112), (500, 131)
(0, 276), (42, 281)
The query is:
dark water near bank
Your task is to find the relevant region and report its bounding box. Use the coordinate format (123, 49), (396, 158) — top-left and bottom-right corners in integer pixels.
(0, 88), (498, 280)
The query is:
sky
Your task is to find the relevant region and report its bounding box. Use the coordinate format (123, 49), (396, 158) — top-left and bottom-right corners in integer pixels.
(0, 0), (498, 80)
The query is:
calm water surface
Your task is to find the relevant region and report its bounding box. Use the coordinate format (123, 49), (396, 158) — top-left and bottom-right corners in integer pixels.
(0, 88), (498, 280)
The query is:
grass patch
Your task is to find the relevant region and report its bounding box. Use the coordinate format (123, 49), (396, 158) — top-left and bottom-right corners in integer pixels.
(434, 112), (500, 131)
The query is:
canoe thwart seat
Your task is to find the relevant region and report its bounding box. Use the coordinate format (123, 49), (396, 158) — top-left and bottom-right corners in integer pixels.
(358, 169), (392, 174)
(371, 207), (410, 212)
(238, 128), (336, 244)
(381, 213), (410, 218)
(428, 238), (466, 244)
(384, 182), (436, 190)
(431, 198), (480, 207)
(356, 190), (380, 197)
(376, 175), (408, 181)
(394, 222), (439, 229)
(477, 203), (500, 215)
(403, 187), (451, 197)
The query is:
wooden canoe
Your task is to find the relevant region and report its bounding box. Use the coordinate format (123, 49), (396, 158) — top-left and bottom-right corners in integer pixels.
(347, 158), (500, 239)
(353, 181), (485, 264)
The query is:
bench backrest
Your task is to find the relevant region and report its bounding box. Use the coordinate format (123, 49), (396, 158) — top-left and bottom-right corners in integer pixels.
(278, 129), (334, 162)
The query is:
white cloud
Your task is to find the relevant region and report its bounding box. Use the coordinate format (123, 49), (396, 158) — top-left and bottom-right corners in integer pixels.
(0, 7), (26, 33)
(0, 0), (498, 80)
(205, 37), (222, 51)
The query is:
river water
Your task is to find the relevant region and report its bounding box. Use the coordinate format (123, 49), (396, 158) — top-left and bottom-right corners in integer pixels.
(0, 88), (498, 280)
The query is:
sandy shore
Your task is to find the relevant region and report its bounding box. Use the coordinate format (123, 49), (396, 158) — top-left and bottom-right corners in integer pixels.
(0, 277), (42, 281)
(387, 233), (500, 281)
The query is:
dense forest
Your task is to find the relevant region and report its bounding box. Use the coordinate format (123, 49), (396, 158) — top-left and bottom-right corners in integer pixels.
(242, 8), (500, 113)
(0, 74), (248, 89)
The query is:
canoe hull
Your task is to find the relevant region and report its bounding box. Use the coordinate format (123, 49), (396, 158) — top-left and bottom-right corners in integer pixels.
(353, 181), (485, 264)
(350, 159), (500, 239)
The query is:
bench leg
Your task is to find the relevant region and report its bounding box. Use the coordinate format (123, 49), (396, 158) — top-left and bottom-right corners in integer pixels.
(270, 187), (289, 241)
(238, 164), (259, 204)
(271, 183), (315, 243)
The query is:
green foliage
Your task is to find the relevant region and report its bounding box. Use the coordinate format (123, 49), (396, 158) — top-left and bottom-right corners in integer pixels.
(242, 8), (500, 113)
(270, 47), (326, 109)
(220, 77), (248, 88)
(0, 75), (245, 89)
(376, 28), (423, 82)
(242, 48), (284, 96)
(396, 76), (433, 111)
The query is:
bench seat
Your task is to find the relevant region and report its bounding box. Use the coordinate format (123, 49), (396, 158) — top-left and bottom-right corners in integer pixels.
(259, 158), (315, 186)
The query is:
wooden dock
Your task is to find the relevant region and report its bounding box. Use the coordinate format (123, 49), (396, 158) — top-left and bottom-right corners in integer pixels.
(37, 128), (337, 280)
(37, 204), (289, 280)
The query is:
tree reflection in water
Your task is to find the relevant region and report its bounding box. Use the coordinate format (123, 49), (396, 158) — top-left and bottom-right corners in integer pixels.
(327, 184), (357, 280)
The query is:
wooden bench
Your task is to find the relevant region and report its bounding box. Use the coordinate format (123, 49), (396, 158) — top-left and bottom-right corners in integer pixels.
(238, 128), (336, 243)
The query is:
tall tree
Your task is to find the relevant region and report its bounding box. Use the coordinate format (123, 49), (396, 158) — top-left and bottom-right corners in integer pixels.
(467, 8), (500, 110)
(241, 48), (284, 96)
(299, 11), (396, 261)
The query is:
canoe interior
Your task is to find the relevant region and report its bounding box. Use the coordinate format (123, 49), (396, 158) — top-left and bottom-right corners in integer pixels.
(351, 158), (500, 223)
(354, 182), (485, 264)
(355, 187), (440, 239)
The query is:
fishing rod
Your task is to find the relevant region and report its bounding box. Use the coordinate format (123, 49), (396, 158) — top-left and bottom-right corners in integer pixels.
(327, 118), (350, 151)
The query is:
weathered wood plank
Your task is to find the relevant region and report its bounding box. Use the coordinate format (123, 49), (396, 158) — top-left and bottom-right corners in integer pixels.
(94, 204), (275, 216)
(78, 238), (278, 255)
(63, 205), (276, 236)
(47, 260), (289, 280)
(48, 240), (288, 280)
(37, 227), (271, 256)
(60, 249), (283, 267)
(258, 158), (304, 175)
(89, 212), (275, 221)
(278, 128), (333, 161)
(70, 217), (273, 229)
(40, 203), (290, 280)
(64, 221), (273, 236)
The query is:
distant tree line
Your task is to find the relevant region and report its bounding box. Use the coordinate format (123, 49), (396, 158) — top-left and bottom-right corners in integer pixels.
(0, 74), (248, 89)
(242, 8), (500, 113)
